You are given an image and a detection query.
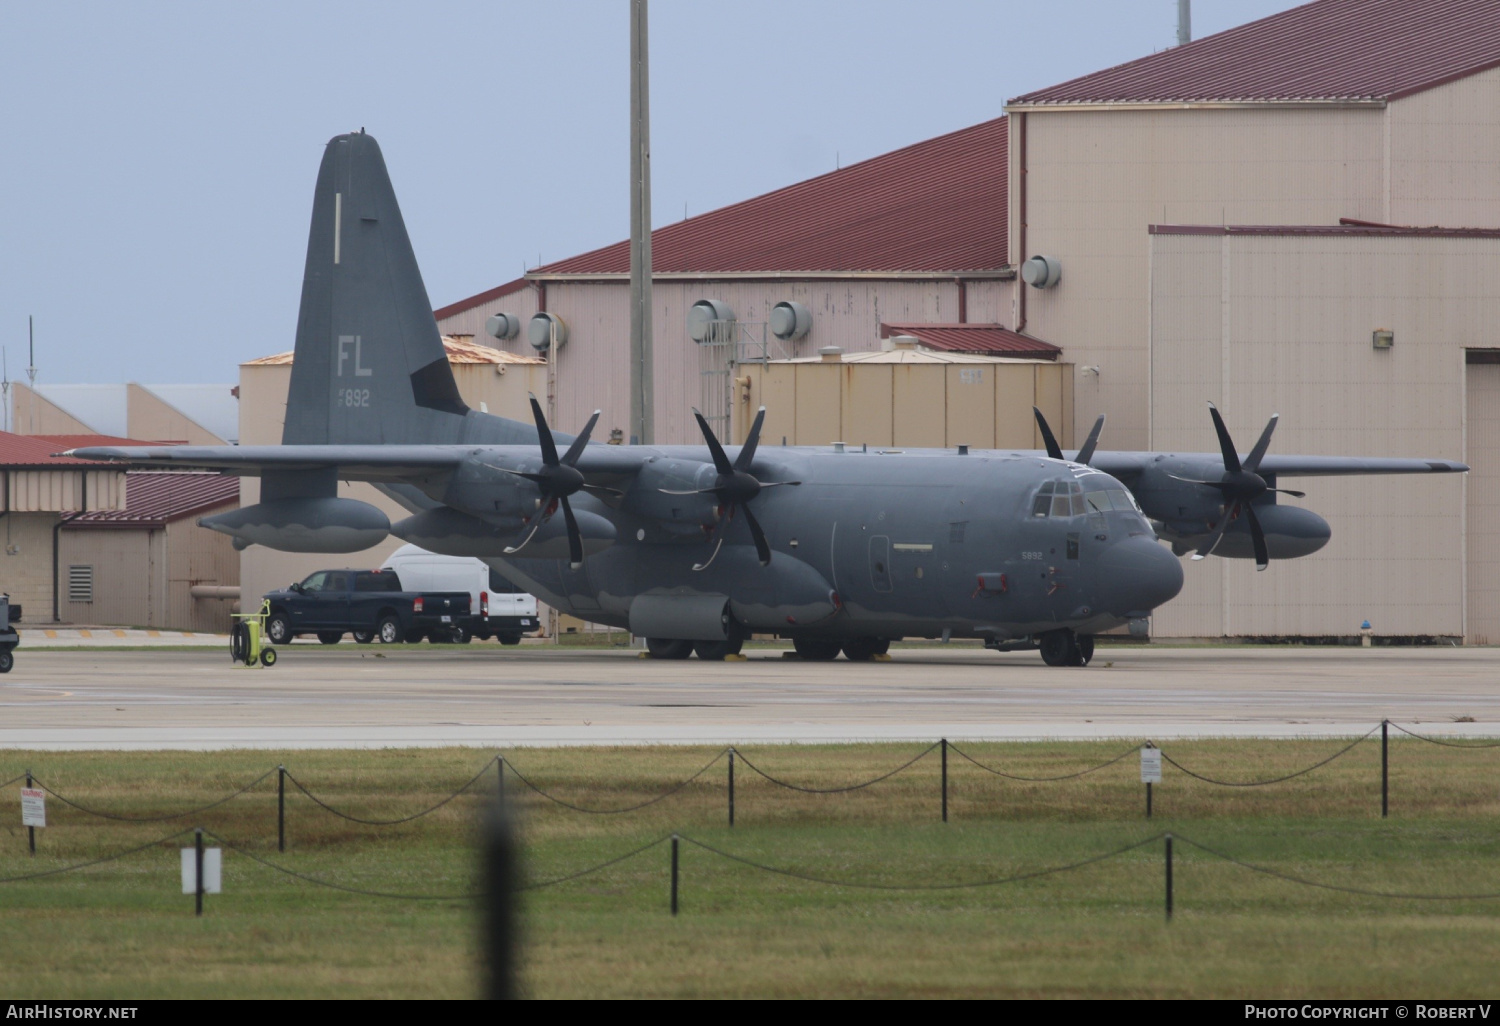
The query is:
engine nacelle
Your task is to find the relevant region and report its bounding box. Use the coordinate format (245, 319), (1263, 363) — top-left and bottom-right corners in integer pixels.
(443, 455), (543, 520)
(199, 498), (389, 553)
(624, 458), (718, 528)
(1165, 503), (1331, 560)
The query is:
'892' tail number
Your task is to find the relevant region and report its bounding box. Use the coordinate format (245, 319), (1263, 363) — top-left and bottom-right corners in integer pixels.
(340, 388), (371, 408)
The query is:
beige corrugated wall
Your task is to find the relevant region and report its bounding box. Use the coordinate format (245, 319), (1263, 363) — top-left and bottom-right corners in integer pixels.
(1465, 363), (1500, 644)
(1150, 230), (1476, 638)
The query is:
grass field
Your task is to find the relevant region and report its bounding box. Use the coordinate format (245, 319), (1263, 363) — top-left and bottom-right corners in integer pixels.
(2, 739), (1499, 999)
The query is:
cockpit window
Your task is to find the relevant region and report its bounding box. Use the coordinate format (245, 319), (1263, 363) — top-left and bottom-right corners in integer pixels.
(1082, 480), (1144, 514)
(1033, 479), (1084, 518)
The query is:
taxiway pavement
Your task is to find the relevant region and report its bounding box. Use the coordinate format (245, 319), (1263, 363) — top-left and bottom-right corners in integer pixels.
(0, 644), (1495, 749)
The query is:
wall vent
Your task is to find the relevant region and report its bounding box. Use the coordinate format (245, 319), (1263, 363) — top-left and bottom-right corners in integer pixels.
(68, 565), (94, 604)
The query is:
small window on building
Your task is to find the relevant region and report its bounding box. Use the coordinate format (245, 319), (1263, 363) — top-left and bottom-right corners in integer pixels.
(68, 565), (94, 604)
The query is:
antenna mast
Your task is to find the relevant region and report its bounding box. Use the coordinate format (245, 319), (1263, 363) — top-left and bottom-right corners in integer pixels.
(26, 316), (37, 434)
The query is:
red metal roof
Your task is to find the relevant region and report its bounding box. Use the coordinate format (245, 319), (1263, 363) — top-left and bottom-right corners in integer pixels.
(441, 117), (1008, 308)
(0, 433), (165, 468)
(880, 323), (1061, 360)
(65, 470), (238, 528)
(1011, 0), (1500, 106)
(433, 277), (529, 322)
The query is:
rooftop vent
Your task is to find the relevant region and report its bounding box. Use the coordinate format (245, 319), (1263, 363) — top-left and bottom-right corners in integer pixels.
(687, 299), (735, 343)
(770, 300), (811, 341)
(819, 346), (843, 363)
(528, 312), (567, 351)
(883, 335), (921, 351)
(1021, 254), (1062, 289)
(485, 312), (521, 341)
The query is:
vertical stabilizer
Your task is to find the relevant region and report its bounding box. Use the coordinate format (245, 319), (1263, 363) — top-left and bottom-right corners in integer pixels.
(282, 132), (470, 446)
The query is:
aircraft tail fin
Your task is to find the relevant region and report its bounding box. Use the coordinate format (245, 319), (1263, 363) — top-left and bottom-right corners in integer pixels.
(282, 132), (476, 446)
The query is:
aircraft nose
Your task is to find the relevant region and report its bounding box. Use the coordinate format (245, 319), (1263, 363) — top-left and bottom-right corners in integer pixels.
(1098, 536), (1184, 617)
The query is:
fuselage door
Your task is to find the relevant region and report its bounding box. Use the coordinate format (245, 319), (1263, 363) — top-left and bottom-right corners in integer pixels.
(869, 535), (893, 594)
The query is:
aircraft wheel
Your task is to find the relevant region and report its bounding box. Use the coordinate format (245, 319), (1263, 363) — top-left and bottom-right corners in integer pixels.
(792, 638), (842, 661)
(646, 638), (693, 660)
(841, 638), (889, 662)
(317, 632), (342, 645)
(1072, 635), (1095, 667)
(0, 650), (13, 673)
(693, 635), (744, 661)
(352, 630), (373, 644)
(377, 616), (403, 644)
(260, 647), (277, 667)
(266, 614), (292, 645)
(1039, 630), (1074, 667)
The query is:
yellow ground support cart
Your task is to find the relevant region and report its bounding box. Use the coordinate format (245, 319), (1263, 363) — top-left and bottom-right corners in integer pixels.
(230, 599), (278, 668)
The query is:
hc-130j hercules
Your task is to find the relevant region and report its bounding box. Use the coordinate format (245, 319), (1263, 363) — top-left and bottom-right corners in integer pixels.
(69, 132), (1467, 667)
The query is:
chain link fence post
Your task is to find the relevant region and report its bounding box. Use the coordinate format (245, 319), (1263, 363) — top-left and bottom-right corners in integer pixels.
(277, 765), (286, 853)
(727, 749), (735, 828)
(941, 739), (948, 823)
(670, 834), (680, 916)
(1164, 833), (1174, 921)
(25, 769), (34, 856)
(1381, 720), (1389, 818)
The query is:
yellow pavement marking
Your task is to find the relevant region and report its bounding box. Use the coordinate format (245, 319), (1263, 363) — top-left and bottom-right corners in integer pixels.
(44, 630), (57, 638)
(112, 630), (126, 638)
(78, 630), (92, 638)
(147, 631), (160, 637)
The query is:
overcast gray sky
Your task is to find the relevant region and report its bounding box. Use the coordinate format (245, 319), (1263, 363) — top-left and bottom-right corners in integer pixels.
(1, 0), (1303, 385)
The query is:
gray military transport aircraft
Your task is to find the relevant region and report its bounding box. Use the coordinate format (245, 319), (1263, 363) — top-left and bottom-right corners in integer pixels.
(69, 132), (1468, 667)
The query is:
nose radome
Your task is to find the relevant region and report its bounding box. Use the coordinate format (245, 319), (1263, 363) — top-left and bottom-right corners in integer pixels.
(1098, 536), (1184, 617)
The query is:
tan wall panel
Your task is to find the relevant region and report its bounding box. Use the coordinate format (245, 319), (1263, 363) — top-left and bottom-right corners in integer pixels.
(1149, 231), (1475, 638)
(58, 528), (155, 628)
(892, 367), (947, 448)
(995, 366), (1036, 448)
(1021, 106), (1386, 448)
(743, 364), (796, 445)
(167, 501), (241, 633)
(0, 513), (62, 621)
(126, 384), (225, 445)
(841, 365), (893, 449)
(1466, 363), (1500, 644)
(1032, 364), (1072, 448)
(793, 365), (841, 446)
(10, 385), (94, 435)
(8, 470), (124, 513)
(1389, 65), (1500, 229)
(945, 364), (995, 449)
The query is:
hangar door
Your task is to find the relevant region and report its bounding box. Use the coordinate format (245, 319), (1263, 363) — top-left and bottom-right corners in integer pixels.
(1466, 356), (1500, 643)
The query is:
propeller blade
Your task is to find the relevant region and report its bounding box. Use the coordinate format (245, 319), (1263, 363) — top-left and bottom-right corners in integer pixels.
(1033, 407), (1064, 460)
(497, 469), (550, 485)
(1243, 414), (1279, 473)
(756, 480), (802, 488)
(658, 487), (720, 496)
(559, 495), (583, 568)
(561, 410), (601, 466)
(1190, 503), (1235, 561)
(1167, 473), (1229, 488)
(582, 483), (626, 498)
(1074, 414), (1106, 465)
(742, 503), (772, 567)
(692, 408), (734, 475)
(735, 406), (766, 472)
(529, 394), (560, 467)
(1243, 501), (1270, 571)
(1206, 402), (1242, 474)
(1271, 487), (1306, 498)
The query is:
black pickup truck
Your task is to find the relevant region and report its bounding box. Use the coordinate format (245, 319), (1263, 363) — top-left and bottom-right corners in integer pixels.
(264, 569), (471, 645)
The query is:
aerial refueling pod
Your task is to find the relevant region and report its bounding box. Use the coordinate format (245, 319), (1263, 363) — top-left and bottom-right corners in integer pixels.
(391, 505), (617, 560)
(199, 498), (390, 553)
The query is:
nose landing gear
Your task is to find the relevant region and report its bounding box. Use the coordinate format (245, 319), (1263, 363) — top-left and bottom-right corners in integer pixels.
(1039, 629), (1094, 667)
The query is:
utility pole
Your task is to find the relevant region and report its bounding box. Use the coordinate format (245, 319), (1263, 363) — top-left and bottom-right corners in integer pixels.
(1177, 0), (1191, 46)
(27, 317), (38, 434)
(629, 0), (654, 445)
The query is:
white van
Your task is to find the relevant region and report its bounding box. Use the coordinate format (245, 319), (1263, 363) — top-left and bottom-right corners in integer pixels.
(381, 544), (539, 644)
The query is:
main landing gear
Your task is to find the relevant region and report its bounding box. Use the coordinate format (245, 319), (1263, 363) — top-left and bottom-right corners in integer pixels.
(1038, 629), (1094, 667)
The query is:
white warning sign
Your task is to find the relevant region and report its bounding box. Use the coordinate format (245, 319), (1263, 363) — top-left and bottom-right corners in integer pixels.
(181, 848), (223, 894)
(1140, 747), (1162, 784)
(20, 787), (45, 828)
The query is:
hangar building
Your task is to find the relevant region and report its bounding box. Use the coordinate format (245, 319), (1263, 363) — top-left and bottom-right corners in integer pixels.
(425, 0), (1500, 642)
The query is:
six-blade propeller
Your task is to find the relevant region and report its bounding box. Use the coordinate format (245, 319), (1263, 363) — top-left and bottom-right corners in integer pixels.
(501, 394), (599, 568)
(1032, 406), (1106, 465)
(1170, 401), (1306, 571)
(660, 406), (800, 571)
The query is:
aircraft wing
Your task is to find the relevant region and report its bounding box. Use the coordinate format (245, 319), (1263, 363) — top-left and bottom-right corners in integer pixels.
(1090, 451), (1468, 480)
(64, 442), (661, 481)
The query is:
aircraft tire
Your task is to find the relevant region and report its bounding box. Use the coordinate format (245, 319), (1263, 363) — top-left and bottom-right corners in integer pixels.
(841, 638), (889, 662)
(692, 635), (744, 661)
(646, 638), (693, 660)
(1039, 630), (1073, 667)
(1072, 635), (1095, 667)
(793, 638), (842, 661)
